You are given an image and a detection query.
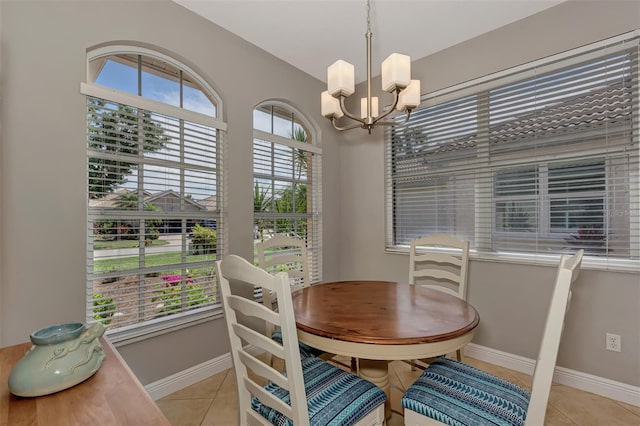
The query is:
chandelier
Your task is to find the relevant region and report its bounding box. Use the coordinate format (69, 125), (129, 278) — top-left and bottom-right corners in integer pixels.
(321, 0), (421, 134)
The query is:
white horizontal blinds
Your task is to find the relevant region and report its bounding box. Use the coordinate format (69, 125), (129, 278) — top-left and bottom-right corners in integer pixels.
(389, 94), (479, 246)
(87, 96), (223, 331)
(253, 104), (321, 290)
(388, 33), (639, 265)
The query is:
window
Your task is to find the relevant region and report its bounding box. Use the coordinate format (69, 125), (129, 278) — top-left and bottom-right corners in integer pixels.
(387, 33), (639, 268)
(82, 47), (226, 340)
(253, 103), (322, 284)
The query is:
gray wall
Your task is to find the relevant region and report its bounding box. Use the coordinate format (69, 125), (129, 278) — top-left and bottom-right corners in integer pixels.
(0, 0), (342, 383)
(1, 0), (638, 390)
(338, 0), (640, 386)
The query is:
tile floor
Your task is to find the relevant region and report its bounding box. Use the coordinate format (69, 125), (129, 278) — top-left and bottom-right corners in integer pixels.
(157, 355), (640, 425)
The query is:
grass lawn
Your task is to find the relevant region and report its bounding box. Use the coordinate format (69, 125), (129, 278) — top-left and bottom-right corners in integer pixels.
(94, 239), (170, 250)
(94, 252), (216, 274)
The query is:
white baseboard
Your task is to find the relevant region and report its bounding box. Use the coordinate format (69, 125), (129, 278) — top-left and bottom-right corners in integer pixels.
(464, 343), (640, 407)
(146, 343), (639, 407)
(145, 346), (262, 400)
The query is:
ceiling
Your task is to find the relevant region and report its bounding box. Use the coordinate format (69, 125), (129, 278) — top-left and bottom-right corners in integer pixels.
(173, 0), (564, 84)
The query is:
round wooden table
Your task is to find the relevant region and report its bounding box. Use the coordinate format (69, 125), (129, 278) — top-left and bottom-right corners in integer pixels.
(291, 280), (480, 419)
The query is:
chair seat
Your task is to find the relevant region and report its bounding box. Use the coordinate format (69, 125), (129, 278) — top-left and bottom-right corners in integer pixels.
(252, 357), (386, 426)
(402, 357), (531, 426)
(271, 330), (324, 359)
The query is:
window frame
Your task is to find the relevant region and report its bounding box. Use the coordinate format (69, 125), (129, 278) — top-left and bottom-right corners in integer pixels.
(385, 31), (640, 271)
(82, 46), (227, 344)
(252, 101), (323, 286)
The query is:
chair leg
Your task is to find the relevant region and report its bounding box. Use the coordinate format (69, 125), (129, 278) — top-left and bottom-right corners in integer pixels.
(350, 357), (358, 374)
(456, 349), (462, 361)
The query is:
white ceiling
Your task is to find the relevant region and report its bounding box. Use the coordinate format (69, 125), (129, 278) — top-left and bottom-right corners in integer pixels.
(173, 0), (564, 84)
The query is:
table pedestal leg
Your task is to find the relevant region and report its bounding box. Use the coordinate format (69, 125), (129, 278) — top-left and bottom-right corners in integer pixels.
(358, 359), (391, 420)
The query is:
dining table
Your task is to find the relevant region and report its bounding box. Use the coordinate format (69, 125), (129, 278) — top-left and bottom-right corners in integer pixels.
(291, 280), (480, 419)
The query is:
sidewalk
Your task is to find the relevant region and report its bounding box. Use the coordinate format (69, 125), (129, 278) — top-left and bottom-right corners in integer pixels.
(94, 235), (183, 259)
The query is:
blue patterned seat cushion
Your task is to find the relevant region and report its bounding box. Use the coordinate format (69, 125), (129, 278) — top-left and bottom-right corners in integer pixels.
(402, 357), (531, 426)
(271, 330), (323, 359)
(252, 357), (386, 426)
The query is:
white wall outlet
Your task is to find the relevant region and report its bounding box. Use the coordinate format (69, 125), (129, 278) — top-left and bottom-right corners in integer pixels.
(606, 333), (621, 352)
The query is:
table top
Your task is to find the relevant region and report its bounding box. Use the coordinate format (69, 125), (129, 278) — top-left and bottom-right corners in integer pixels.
(0, 337), (170, 426)
(292, 280), (480, 345)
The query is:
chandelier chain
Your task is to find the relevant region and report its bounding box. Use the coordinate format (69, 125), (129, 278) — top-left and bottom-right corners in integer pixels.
(366, 0), (371, 34)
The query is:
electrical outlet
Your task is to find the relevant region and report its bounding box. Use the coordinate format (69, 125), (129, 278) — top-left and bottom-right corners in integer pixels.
(606, 333), (621, 352)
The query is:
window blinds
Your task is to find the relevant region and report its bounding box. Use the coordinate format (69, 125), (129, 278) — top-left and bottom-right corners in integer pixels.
(387, 33), (639, 267)
(87, 96), (223, 332)
(252, 105), (322, 287)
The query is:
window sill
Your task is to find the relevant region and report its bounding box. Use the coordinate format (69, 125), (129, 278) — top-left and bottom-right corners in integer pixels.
(385, 247), (640, 273)
(105, 307), (223, 347)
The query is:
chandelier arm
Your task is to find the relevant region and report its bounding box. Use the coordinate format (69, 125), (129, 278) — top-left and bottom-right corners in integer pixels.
(371, 109), (414, 127)
(371, 89), (401, 125)
(331, 118), (365, 131)
(338, 95), (366, 124)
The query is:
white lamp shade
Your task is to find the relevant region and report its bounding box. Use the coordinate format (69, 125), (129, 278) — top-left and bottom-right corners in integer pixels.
(381, 53), (411, 92)
(321, 91), (344, 118)
(360, 97), (379, 119)
(397, 80), (421, 111)
(327, 60), (355, 97)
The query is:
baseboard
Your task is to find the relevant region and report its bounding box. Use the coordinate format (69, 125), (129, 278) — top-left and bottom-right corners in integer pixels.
(464, 343), (640, 407)
(144, 346), (262, 400)
(146, 343), (639, 407)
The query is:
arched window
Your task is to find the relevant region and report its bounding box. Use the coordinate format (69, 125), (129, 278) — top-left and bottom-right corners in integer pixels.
(82, 46), (226, 339)
(253, 102), (322, 284)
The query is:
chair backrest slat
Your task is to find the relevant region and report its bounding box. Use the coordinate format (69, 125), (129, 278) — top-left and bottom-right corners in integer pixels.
(238, 350), (289, 389)
(256, 235), (311, 289)
(409, 234), (470, 300)
(525, 250), (583, 426)
(231, 323), (285, 360)
(217, 255), (309, 425)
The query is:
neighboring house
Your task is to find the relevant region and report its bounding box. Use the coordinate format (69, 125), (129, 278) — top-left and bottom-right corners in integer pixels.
(89, 189), (214, 233)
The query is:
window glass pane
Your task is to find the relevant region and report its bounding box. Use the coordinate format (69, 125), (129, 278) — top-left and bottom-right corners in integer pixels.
(141, 57), (180, 107)
(94, 57), (138, 96)
(254, 106), (272, 133)
(549, 161), (606, 194)
(550, 198), (604, 232)
(182, 75), (216, 116)
(495, 168), (538, 196)
(272, 105), (293, 138)
(496, 200), (537, 233)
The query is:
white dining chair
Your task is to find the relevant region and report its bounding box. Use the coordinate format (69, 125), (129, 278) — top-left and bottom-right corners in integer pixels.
(216, 255), (386, 426)
(408, 234), (470, 364)
(256, 235), (357, 372)
(401, 249), (583, 426)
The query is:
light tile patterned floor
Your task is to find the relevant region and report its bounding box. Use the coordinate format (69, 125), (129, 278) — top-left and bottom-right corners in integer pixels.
(157, 355), (640, 425)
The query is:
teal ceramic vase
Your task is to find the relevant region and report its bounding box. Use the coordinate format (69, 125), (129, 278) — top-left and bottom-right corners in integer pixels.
(8, 322), (106, 397)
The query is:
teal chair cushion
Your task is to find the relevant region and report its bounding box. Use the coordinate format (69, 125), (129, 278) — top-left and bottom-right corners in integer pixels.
(252, 357), (386, 426)
(402, 357), (531, 426)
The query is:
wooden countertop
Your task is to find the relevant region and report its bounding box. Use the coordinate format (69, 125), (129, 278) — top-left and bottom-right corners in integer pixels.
(0, 337), (170, 426)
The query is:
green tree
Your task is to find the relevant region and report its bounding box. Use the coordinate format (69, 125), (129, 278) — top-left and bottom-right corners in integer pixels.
(88, 98), (169, 199)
